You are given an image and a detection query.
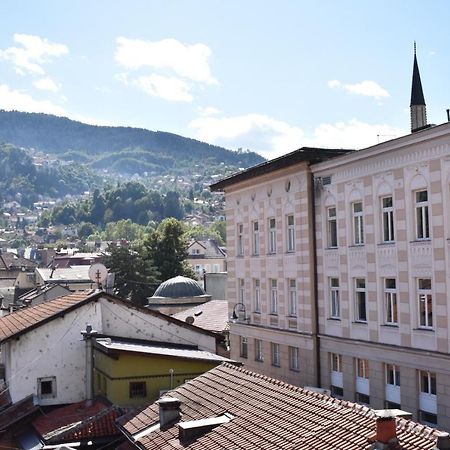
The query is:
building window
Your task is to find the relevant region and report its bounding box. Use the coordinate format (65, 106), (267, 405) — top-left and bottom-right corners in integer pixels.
(418, 278), (433, 328)
(254, 279), (261, 312)
(288, 278), (297, 316)
(331, 353), (343, 397)
(268, 218), (276, 254)
(329, 277), (340, 319)
(384, 278), (398, 325)
(415, 190), (430, 240)
(255, 339), (264, 362)
(419, 370), (437, 425)
(240, 337), (248, 358)
(357, 358), (369, 379)
(238, 278), (245, 304)
(356, 393), (370, 405)
(355, 278), (367, 322)
(352, 201), (364, 245)
(381, 196), (395, 242)
(289, 346), (300, 371)
(327, 207), (338, 248)
(271, 343), (281, 367)
(237, 223), (244, 256)
(252, 221), (260, 255)
(129, 381), (147, 398)
(385, 364), (401, 408)
(37, 376), (56, 399)
(270, 279), (278, 314)
(356, 359), (370, 404)
(286, 214), (295, 252)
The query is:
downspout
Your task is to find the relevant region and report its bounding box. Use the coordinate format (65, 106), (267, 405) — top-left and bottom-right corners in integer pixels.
(309, 171), (321, 388)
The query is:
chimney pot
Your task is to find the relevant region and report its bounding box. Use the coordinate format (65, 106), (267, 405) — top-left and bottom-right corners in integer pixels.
(375, 410), (398, 444)
(436, 432), (450, 450)
(157, 397), (182, 428)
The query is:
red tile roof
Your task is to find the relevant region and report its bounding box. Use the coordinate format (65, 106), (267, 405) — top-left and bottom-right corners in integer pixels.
(172, 300), (229, 333)
(33, 398), (124, 444)
(0, 290), (97, 342)
(117, 363), (443, 450)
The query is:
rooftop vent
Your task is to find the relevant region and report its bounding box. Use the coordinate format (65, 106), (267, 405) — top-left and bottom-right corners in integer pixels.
(177, 413), (234, 443)
(157, 397), (182, 428)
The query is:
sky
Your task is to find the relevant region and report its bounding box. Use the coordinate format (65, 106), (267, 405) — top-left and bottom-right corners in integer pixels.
(0, 1), (449, 160)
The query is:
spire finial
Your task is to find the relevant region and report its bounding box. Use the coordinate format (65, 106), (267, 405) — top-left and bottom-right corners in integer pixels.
(414, 41), (416, 56)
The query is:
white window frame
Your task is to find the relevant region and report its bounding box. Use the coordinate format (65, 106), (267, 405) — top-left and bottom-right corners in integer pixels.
(355, 278), (367, 322)
(270, 279), (278, 314)
(384, 278), (398, 325)
(385, 364), (401, 406)
(240, 336), (248, 358)
(352, 201), (364, 245)
(356, 359), (370, 397)
(419, 370), (437, 416)
(255, 339), (264, 362)
(238, 278), (245, 304)
(271, 343), (281, 367)
(37, 376), (57, 399)
(381, 196), (395, 242)
(329, 277), (340, 319)
(331, 353), (343, 389)
(327, 206), (338, 248)
(286, 214), (295, 252)
(237, 223), (244, 255)
(415, 190), (430, 240)
(252, 221), (260, 255)
(418, 278), (433, 329)
(288, 278), (297, 316)
(289, 346), (300, 371)
(254, 278), (261, 312)
(268, 218), (276, 254)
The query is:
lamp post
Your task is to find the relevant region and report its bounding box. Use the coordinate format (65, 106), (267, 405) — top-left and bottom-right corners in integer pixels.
(230, 303), (249, 323)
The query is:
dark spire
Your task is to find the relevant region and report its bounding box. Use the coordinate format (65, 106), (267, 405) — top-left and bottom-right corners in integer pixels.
(410, 42), (426, 106)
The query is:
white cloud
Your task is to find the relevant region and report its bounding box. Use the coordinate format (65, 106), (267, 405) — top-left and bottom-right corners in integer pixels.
(190, 113), (406, 160)
(116, 73), (193, 102)
(0, 34), (68, 75)
(115, 37), (217, 85)
(328, 79), (390, 99)
(197, 106), (221, 117)
(33, 77), (61, 92)
(0, 84), (66, 115)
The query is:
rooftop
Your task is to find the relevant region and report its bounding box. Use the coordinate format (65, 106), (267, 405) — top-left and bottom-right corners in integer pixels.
(172, 300), (230, 333)
(95, 337), (232, 363)
(36, 265), (92, 283)
(152, 276), (206, 299)
(210, 147), (354, 191)
(118, 363), (443, 450)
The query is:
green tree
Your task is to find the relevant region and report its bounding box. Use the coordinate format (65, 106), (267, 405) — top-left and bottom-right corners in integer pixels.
(163, 191), (184, 219)
(183, 223), (224, 245)
(211, 220), (226, 244)
(102, 219), (146, 242)
(144, 218), (196, 281)
(102, 244), (160, 306)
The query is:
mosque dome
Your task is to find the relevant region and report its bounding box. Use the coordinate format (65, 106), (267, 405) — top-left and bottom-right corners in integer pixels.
(153, 275), (205, 299)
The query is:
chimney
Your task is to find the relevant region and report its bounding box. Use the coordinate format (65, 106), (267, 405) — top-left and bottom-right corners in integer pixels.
(157, 397), (182, 428)
(373, 410), (398, 448)
(81, 324), (98, 406)
(436, 432), (450, 450)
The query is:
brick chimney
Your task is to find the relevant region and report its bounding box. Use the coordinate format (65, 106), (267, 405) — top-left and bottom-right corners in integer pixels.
(372, 410), (398, 449)
(157, 397), (182, 428)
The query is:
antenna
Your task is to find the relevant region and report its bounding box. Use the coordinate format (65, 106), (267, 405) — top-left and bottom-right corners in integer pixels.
(88, 263), (108, 289)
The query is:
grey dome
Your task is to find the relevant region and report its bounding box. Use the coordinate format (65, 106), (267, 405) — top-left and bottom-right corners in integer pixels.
(153, 276), (205, 298)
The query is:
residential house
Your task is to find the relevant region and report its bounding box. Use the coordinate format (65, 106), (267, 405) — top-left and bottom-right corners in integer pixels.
(187, 239), (226, 279)
(0, 290), (220, 406)
(116, 362), (449, 450)
(94, 336), (232, 406)
(17, 284), (71, 307)
(35, 265), (94, 291)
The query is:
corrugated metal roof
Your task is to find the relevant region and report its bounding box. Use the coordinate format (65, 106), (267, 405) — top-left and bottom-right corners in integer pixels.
(95, 338), (231, 362)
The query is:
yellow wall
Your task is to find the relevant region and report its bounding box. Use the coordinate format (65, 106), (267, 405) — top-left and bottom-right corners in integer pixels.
(94, 349), (220, 406)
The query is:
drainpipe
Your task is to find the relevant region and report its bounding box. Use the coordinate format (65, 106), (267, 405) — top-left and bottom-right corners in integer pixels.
(310, 171), (321, 388)
(81, 324), (98, 406)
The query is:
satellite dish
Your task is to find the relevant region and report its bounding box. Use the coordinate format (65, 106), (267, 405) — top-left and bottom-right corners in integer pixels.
(185, 316), (195, 325)
(88, 263), (108, 287)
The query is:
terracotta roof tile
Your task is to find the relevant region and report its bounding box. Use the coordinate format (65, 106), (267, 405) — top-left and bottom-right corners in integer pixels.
(172, 300), (229, 333)
(117, 363), (442, 450)
(33, 398), (124, 444)
(0, 290), (97, 342)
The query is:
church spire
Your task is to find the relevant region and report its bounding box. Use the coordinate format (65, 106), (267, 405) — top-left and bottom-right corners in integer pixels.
(410, 42), (427, 132)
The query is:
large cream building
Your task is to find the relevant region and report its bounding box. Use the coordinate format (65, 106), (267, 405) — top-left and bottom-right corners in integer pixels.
(211, 50), (450, 430)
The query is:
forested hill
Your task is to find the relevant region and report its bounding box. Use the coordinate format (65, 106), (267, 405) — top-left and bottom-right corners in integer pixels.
(0, 110), (264, 171)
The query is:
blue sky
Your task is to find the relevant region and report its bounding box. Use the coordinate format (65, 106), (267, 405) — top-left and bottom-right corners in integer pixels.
(0, 0), (449, 159)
